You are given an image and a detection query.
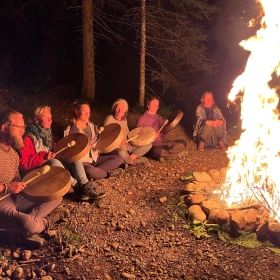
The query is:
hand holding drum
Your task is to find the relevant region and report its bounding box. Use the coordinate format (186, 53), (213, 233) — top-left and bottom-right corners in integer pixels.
(0, 165), (51, 201)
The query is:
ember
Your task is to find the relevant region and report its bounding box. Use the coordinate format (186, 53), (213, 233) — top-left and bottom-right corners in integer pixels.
(220, 0), (280, 221)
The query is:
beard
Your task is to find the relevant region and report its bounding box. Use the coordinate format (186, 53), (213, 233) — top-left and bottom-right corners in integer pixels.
(7, 131), (24, 150)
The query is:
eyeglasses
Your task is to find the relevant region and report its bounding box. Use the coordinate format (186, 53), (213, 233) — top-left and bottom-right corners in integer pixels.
(7, 124), (26, 130)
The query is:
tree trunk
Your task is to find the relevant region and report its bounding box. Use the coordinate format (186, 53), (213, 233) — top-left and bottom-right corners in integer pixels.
(82, 0), (95, 99)
(139, 0), (146, 106)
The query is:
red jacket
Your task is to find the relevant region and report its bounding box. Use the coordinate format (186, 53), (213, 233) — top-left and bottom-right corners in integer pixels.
(19, 136), (49, 174)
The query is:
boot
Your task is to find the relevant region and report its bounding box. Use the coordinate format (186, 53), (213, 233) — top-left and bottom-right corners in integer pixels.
(77, 181), (106, 201)
(133, 157), (150, 165)
(19, 234), (45, 249)
(177, 150), (188, 159)
(108, 168), (123, 178)
(197, 141), (204, 152)
(45, 206), (70, 227)
(218, 140), (227, 151)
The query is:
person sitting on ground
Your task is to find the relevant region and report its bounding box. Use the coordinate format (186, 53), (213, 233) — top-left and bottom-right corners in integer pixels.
(64, 101), (124, 180)
(0, 110), (70, 249)
(18, 106), (105, 201)
(193, 91), (227, 152)
(104, 98), (152, 165)
(137, 96), (187, 162)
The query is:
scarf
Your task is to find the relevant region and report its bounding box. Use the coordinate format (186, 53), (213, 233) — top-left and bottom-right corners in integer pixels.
(25, 122), (53, 151)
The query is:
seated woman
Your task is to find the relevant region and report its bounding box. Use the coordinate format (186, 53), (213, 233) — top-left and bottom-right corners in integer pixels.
(19, 106), (105, 201)
(193, 92), (227, 152)
(104, 98), (152, 165)
(64, 102), (124, 180)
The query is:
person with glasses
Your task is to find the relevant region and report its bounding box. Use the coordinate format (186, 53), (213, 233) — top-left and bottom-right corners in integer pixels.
(17, 106), (105, 201)
(0, 110), (70, 249)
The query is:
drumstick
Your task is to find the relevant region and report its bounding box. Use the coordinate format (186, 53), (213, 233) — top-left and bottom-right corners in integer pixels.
(158, 119), (168, 134)
(55, 140), (76, 155)
(0, 165), (51, 201)
(127, 131), (143, 143)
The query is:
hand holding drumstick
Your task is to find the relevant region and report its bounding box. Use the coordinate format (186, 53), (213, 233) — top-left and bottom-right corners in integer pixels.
(155, 119), (168, 138)
(0, 165), (51, 201)
(45, 140), (76, 160)
(126, 130), (144, 143)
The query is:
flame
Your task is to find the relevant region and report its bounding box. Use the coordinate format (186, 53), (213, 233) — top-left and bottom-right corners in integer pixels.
(220, 0), (280, 221)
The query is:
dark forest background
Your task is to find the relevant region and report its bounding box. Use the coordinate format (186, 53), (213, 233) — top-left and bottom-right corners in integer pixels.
(0, 0), (260, 129)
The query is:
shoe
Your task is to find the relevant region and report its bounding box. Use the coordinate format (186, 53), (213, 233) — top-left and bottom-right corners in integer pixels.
(19, 234), (45, 249)
(133, 157), (150, 165)
(218, 140), (227, 151)
(120, 163), (128, 170)
(108, 168), (123, 178)
(158, 156), (165, 163)
(45, 206), (70, 227)
(197, 141), (204, 152)
(177, 150), (188, 159)
(79, 181), (106, 201)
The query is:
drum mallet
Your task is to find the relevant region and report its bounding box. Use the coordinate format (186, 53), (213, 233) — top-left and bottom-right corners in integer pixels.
(55, 140), (76, 155)
(98, 127), (104, 134)
(127, 131), (144, 143)
(0, 165), (51, 201)
(158, 119), (168, 134)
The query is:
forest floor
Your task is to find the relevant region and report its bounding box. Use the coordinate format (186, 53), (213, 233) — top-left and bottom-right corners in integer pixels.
(0, 87), (280, 280)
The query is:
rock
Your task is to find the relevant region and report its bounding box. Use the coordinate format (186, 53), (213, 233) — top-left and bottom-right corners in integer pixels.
(193, 172), (212, 182)
(220, 167), (227, 179)
(159, 196), (167, 203)
(230, 210), (246, 231)
(190, 194), (207, 205)
(11, 267), (23, 279)
(110, 242), (119, 250)
(256, 221), (269, 237)
(121, 272), (136, 279)
(21, 250), (32, 261)
(208, 169), (220, 181)
(207, 209), (220, 224)
(201, 200), (223, 215)
(268, 222), (280, 237)
(215, 210), (230, 225)
(244, 210), (259, 231)
(187, 205), (206, 222)
(41, 276), (53, 280)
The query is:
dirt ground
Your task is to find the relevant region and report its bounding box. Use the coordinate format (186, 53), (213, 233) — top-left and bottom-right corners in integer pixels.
(1, 88), (280, 280)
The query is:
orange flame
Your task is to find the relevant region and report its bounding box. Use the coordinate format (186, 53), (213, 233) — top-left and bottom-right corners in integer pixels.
(220, 0), (280, 221)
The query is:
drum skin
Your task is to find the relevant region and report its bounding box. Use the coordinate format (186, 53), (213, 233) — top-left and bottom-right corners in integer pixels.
(162, 109), (184, 133)
(22, 166), (71, 203)
(95, 123), (125, 153)
(54, 133), (90, 163)
(128, 126), (155, 146)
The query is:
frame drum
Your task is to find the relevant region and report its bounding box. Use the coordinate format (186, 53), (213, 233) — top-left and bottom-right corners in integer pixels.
(96, 123), (125, 153)
(54, 133), (90, 163)
(22, 166), (71, 203)
(128, 126), (155, 146)
(162, 109), (184, 133)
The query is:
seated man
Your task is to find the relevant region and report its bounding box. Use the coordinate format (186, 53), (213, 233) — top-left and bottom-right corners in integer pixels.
(18, 106), (105, 201)
(0, 110), (69, 249)
(193, 92), (227, 152)
(137, 97), (187, 161)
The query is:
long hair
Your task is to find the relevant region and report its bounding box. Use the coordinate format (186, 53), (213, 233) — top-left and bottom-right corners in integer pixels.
(200, 92), (217, 108)
(72, 101), (90, 121)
